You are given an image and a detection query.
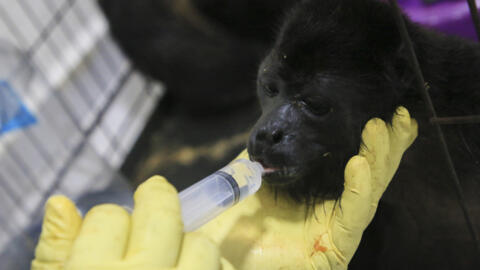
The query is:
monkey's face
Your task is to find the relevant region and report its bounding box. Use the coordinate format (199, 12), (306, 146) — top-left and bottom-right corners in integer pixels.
(247, 0), (403, 202)
(248, 52), (368, 201)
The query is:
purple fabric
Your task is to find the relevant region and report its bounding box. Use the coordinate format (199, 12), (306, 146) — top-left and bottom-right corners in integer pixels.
(398, 0), (480, 40)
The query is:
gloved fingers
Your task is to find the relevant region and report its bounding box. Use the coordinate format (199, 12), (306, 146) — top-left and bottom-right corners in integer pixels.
(359, 117), (390, 197)
(334, 156), (372, 236)
(68, 204), (130, 263)
(359, 118), (390, 165)
(124, 176), (183, 268)
(220, 257), (236, 270)
(32, 196), (82, 270)
(177, 233), (221, 270)
(389, 106), (418, 158)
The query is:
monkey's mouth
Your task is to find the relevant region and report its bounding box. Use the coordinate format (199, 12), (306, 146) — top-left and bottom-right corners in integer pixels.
(250, 156), (301, 185)
(262, 167), (297, 177)
(262, 167), (300, 185)
(258, 162), (300, 185)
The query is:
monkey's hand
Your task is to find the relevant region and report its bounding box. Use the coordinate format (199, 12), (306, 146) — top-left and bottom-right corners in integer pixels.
(31, 176), (235, 270)
(308, 106), (418, 269)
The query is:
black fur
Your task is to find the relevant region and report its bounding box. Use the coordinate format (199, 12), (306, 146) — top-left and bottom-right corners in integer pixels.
(98, 0), (296, 114)
(248, 0), (480, 269)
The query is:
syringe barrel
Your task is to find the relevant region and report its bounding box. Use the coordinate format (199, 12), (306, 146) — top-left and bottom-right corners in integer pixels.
(179, 159), (263, 232)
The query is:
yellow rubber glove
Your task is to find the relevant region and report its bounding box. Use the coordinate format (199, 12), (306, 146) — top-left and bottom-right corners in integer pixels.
(31, 176), (235, 270)
(199, 106), (418, 270)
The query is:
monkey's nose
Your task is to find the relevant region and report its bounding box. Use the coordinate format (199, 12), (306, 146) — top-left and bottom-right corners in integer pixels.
(256, 127), (283, 145)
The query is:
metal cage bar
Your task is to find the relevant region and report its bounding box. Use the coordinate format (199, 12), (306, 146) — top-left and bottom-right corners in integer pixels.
(431, 115), (480, 125)
(467, 0), (480, 40)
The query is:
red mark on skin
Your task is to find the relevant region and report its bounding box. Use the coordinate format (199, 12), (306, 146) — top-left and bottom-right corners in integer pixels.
(310, 234), (328, 256)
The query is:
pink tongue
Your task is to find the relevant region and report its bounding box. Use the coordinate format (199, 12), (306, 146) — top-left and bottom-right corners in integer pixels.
(263, 168), (278, 174)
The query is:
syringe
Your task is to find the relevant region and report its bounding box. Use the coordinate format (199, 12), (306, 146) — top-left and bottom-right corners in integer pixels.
(179, 158), (264, 232)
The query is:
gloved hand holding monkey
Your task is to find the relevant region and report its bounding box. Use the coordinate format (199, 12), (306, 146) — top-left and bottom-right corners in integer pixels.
(31, 107), (417, 270)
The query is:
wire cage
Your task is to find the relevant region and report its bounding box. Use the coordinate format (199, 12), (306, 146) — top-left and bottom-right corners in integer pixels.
(0, 0), (163, 268)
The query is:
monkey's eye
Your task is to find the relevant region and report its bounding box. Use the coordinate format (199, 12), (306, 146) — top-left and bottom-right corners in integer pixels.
(301, 97), (332, 116)
(263, 84), (279, 97)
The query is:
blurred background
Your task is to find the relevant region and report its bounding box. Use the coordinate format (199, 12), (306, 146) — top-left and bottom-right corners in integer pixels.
(0, 0), (478, 268)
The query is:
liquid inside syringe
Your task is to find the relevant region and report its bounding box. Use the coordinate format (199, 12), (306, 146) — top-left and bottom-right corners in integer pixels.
(178, 159), (263, 232)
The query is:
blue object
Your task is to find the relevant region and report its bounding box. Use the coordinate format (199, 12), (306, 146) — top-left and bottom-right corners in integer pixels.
(0, 80), (37, 135)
